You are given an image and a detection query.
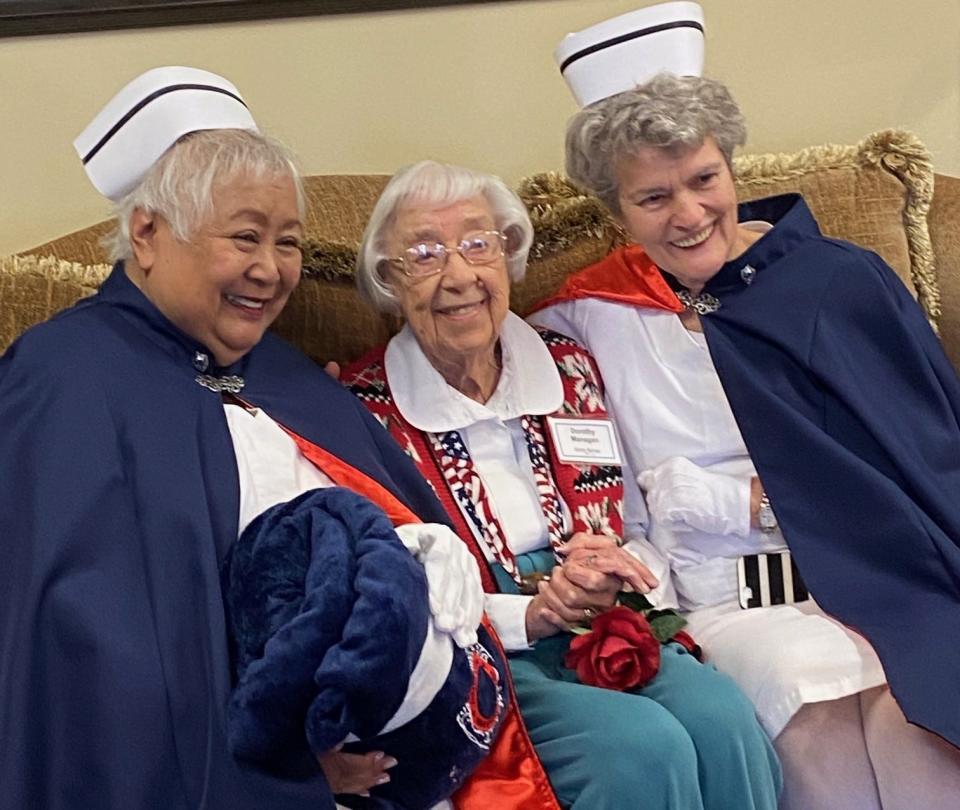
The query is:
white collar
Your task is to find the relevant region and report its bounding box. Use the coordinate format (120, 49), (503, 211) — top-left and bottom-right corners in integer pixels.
(741, 219), (774, 235)
(385, 311), (564, 433)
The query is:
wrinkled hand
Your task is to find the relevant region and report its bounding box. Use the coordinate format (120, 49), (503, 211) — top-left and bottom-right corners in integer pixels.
(560, 532), (658, 594)
(394, 523), (483, 648)
(317, 745), (397, 796)
(525, 565), (618, 642)
(638, 457), (751, 537)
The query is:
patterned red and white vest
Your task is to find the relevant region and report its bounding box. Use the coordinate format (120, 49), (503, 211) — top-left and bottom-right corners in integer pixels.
(343, 327), (625, 595)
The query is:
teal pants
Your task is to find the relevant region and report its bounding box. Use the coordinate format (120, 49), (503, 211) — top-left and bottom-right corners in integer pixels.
(500, 553), (782, 810)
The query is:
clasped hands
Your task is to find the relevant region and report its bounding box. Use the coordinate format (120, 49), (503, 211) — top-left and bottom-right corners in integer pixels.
(525, 533), (659, 642)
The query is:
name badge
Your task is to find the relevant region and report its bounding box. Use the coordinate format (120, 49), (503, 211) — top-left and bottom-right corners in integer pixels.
(545, 416), (623, 466)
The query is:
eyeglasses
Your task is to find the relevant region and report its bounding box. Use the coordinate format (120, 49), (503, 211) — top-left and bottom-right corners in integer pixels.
(387, 230), (507, 278)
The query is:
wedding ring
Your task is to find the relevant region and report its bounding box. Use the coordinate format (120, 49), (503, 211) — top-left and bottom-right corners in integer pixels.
(583, 607), (597, 619)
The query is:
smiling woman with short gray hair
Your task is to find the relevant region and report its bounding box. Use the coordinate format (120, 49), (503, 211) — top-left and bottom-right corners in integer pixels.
(533, 54), (960, 810)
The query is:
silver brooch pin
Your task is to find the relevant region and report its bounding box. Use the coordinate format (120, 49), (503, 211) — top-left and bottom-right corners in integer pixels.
(740, 265), (757, 285)
(675, 289), (721, 314)
(195, 374), (245, 394)
(192, 351), (210, 372)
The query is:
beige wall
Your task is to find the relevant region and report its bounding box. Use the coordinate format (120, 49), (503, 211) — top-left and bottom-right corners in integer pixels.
(1, 0), (957, 256)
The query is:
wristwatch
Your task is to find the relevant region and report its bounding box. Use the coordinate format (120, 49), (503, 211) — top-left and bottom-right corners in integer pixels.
(757, 491), (778, 533)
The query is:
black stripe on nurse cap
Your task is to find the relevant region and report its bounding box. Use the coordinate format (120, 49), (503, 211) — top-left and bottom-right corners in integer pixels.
(73, 66), (258, 201)
(82, 84), (248, 165)
(554, 2), (705, 108)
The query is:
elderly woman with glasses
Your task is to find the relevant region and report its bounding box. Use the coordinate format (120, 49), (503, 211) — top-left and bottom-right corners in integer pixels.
(342, 159), (782, 810)
(531, 63), (960, 809)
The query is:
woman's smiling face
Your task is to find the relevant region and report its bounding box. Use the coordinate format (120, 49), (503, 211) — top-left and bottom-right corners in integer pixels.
(131, 172), (303, 366)
(384, 195), (510, 376)
(615, 137), (750, 293)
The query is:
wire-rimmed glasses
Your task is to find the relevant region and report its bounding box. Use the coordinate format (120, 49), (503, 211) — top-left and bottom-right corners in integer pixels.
(386, 230), (507, 278)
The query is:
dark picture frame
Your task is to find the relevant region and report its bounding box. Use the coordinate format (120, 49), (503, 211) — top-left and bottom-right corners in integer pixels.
(0, 0), (520, 39)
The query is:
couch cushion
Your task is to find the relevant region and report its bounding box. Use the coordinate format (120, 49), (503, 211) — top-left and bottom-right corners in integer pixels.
(735, 130), (936, 319)
(0, 255), (111, 353)
(928, 173), (960, 370)
(7, 131), (938, 363)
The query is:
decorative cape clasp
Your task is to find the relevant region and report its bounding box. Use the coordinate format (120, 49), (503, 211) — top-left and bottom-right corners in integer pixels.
(195, 374), (245, 393)
(675, 289), (721, 314)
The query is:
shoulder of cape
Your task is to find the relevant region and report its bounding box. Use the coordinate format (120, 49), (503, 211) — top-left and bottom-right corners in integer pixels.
(530, 245), (682, 314)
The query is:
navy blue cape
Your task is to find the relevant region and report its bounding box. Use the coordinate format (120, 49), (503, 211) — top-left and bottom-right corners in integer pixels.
(0, 265), (452, 810)
(697, 195), (960, 746)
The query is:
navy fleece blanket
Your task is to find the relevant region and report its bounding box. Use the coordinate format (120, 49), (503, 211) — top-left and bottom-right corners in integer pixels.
(225, 487), (508, 809)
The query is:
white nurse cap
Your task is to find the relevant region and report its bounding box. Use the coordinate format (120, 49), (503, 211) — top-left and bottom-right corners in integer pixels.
(74, 66), (259, 201)
(555, 1), (705, 108)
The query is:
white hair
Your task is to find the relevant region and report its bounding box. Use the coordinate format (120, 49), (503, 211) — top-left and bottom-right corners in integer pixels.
(356, 160), (533, 315)
(107, 129), (305, 263)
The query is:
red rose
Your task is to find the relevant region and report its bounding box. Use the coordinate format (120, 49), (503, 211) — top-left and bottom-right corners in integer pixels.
(671, 630), (703, 661)
(564, 605), (661, 691)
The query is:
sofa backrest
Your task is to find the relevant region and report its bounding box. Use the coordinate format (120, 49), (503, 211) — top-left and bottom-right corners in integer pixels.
(3, 129), (945, 367)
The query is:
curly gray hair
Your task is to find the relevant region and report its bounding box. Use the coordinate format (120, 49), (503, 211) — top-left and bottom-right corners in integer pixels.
(107, 129), (305, 263)
(564, 73), (747, 215)
(356, 160), (534, 315)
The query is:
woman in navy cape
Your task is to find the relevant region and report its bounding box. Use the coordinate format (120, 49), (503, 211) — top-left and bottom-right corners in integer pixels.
(534, 8), (960, 808)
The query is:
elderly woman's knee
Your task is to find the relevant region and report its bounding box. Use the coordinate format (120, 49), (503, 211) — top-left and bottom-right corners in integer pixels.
(592, 698), (700, 778)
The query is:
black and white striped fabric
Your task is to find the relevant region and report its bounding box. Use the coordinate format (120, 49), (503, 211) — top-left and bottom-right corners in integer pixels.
(737, 552), (809, 609)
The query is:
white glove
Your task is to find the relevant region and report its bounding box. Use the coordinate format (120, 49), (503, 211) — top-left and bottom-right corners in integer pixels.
(638, 457), (751, 538)
(394, 523), (483, 648)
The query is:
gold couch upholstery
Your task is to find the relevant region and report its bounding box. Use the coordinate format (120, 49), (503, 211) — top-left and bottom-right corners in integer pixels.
(3, 130), (959, 374)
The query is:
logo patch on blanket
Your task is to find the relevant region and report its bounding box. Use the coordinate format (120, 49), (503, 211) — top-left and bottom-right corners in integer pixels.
(457, 642), (505, 749)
